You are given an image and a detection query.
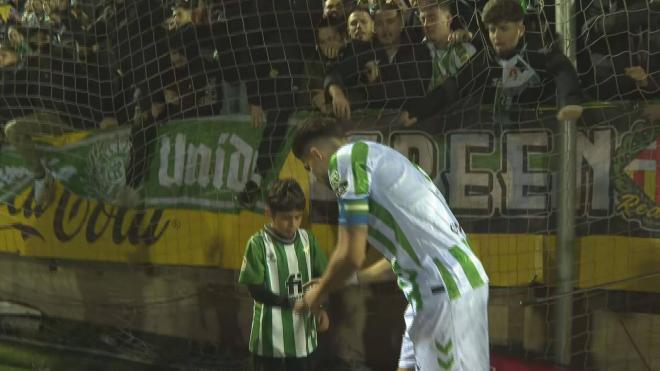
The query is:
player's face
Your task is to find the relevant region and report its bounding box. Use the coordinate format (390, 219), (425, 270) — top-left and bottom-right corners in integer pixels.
(348, 11), (374, 42)
(270, 210), (304, 239)
(419, 7), (452, 46)
(302, 147), (332, 188)
(375, 9), (403, 47)
(488, 21), (525, 57)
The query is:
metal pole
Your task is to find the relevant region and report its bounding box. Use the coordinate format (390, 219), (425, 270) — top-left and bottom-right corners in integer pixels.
(554, 0), (577, 366)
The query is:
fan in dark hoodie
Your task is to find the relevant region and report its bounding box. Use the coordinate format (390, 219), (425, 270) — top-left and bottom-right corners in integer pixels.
(402, 0), (583, 126)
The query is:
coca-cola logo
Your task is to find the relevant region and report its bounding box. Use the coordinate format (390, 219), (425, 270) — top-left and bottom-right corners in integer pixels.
(1, 189), (171, 246)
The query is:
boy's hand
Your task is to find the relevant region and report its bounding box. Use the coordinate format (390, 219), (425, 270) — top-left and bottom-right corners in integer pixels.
(316, 309), (330, 333)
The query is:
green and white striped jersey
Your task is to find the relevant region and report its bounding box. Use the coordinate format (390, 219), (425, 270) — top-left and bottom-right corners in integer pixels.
(239, 228), (327, 358)
(426, 41), (476, 92)
(329, 141), (488, 310)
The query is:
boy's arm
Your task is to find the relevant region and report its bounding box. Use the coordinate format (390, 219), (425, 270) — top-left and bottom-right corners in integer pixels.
(248, 284), (294, 308)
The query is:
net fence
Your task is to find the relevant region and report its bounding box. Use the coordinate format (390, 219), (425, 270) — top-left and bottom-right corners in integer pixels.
(0, 0), (658, 370)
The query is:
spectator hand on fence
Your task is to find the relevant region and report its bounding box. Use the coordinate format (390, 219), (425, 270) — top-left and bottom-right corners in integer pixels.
(329, 85), (351, 120)
(400, 111), (418, 127)
(448, 29), (473, 44)
(312, 90), (331, 114)
(364, 60), (380, 83)
(250, 104), (265, 128)
(557, 105), (584, 122)
(320, 44), (341, 60)
(625, 66), (649, 88)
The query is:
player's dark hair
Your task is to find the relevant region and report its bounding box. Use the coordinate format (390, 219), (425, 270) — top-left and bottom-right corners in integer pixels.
(266, 178), (306, 214)
(482, 0), (524, 25)
(292, 117), (346, 159)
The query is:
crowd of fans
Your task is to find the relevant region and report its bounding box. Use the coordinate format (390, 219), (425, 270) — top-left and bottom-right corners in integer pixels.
(0, 0), (658, 208)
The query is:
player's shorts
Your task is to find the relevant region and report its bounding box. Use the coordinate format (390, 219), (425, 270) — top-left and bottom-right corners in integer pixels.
(409, 284), (489, 371)
(398, 304), (416, 369)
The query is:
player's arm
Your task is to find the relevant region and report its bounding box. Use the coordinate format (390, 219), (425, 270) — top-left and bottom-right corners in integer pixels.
(319, 224), (368, 293)
(357, 258), (395, 284)
(295, 225), (368, 313)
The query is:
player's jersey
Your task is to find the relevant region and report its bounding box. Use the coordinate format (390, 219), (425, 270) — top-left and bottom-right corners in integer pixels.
(239, 228), (327, 358)
(329, 141), (488, 309)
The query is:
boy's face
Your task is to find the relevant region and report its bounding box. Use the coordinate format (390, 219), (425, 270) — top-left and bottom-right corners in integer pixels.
(269, 209), (304, 240)
(318, 26), (343, 58)
(419, 7), (452, 45)
(348, 10), (374, 42)
(487, 21), (525, 57)
(374, 9), (403, 47)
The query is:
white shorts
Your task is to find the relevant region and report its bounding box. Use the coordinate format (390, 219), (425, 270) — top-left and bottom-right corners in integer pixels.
(398, 304), (416, 369)
(409, 284), (490, 371)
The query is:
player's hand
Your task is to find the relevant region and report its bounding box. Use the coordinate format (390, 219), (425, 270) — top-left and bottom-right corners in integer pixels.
(364, 60), (380, 83)
(250, 104), (265, 128)
(625, 66), (649, 88)
(294, 283), (322, 315)
(329, 86), (351, 120)
(400, 111), (418, 127)
(556, 105), (583, 122)
(315, 309), (330, 333)
(303, 278), (320, 291)
(448, 29), (473, 44)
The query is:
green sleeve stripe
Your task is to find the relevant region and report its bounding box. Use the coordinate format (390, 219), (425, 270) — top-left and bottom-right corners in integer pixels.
(449, 246), (485, 289)
(351, 142), (370, 195)
(368, 227), (398, 257)
(329, 153), (338, 180)
(370, 200), (421, 266)
(433, 258), (461, 300)
(344, 203), (369, 212)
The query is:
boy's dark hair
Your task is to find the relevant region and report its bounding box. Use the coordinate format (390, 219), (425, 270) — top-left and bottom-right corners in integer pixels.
(482, 0), (524, 24)
(266, 179), (306, 214)
(292, 117), (346, 159)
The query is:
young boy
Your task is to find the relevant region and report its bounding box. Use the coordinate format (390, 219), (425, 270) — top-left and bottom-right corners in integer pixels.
(239, 178), (329, 371)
